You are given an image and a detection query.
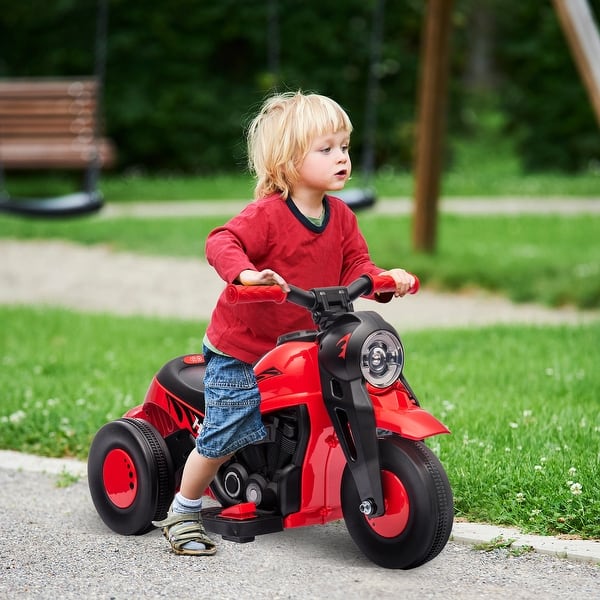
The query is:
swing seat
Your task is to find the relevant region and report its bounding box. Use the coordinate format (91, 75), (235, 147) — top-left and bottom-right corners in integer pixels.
(0, 191), (103, 217)
(337, 187), (376, 211)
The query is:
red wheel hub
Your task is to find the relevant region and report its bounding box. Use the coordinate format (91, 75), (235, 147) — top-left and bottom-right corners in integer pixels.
(364, 469), (410, 537)
(102, 449), (138, 509)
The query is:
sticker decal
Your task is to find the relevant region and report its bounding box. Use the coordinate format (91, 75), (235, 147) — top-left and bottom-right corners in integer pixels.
(256, 367), (283, 383)
(336, 333), (352, 359)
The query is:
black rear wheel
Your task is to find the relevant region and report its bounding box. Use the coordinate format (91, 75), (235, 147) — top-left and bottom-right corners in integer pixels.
(341, 436), (453, 569)
(88, 418), (174, 535)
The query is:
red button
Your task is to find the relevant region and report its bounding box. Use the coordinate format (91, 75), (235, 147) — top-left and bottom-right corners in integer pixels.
(183, 354), (205, 365)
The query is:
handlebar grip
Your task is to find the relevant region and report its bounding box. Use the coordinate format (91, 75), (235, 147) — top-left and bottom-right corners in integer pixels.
(225, 284), (288, 304)
(369, 273), (420, 295)
(409, 275), (420, 294)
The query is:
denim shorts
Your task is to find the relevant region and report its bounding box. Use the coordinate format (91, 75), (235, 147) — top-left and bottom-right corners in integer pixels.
(195, 346), (267, 459)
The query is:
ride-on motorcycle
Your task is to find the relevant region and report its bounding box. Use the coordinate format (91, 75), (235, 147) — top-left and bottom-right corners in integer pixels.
(88, 273), (453, 569)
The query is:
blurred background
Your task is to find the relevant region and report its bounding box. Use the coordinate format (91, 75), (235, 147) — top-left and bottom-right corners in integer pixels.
(1, 0), (598, 177)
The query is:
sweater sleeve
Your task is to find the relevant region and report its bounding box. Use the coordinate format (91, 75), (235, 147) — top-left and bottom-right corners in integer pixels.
(332, 197), (393, 303)
(205, 202), (269, 283)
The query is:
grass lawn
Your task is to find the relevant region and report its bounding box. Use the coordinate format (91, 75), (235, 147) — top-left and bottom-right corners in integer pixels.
(2, 165), (599, 202)
(1, 305), (598, 539)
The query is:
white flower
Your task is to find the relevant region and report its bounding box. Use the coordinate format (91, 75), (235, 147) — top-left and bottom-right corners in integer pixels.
(568, 467), (577, 476)
(9, 410), (26, 424)
(569, 482), (583, 496)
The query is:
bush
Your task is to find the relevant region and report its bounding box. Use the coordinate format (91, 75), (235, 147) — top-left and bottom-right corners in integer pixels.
(1, 0), (598, 173)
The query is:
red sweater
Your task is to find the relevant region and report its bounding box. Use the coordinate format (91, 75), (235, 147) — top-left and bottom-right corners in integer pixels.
(205, 193), (387, 364)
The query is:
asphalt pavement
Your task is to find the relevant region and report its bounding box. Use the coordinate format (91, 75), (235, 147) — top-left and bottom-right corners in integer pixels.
(1, 449), (599, 600)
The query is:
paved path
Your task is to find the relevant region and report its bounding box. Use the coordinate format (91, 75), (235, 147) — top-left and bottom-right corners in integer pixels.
(1, 450), (599, 600)
(99, 196), (600, 218)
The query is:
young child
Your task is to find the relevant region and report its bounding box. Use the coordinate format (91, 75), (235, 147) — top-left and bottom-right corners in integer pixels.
(153, 91), (415, 555)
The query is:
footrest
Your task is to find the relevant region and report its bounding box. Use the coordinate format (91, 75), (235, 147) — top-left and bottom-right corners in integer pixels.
(202, 506), (284, 543)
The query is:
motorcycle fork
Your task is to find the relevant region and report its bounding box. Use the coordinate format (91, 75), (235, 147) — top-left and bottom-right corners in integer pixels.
(322, 376), (385, 517)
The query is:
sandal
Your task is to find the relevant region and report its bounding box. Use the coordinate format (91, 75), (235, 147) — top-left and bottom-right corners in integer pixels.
(152, 508), (217, 556)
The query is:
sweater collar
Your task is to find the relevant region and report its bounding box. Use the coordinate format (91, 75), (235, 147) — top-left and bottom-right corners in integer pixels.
(285, 195), (330, 233)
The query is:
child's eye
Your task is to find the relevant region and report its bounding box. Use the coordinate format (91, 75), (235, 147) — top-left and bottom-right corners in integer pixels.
(341, 144), (350, 153)
(320, 147), (332, 154)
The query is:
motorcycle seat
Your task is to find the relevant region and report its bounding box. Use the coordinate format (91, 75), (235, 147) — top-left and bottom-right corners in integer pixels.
(156, 355), (206, 413)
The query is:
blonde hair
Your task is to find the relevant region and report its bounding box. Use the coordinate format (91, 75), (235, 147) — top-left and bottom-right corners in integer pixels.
(247, 91), (353, 200)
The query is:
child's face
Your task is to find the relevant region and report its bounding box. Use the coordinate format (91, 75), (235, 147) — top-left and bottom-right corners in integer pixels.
(295, 130), (352, 195)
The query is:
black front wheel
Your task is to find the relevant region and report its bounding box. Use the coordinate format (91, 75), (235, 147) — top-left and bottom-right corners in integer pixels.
(88, 418), (175, 535)
(341, 436), (453, 569)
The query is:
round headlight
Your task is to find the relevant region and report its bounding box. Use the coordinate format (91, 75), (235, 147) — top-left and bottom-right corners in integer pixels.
(360, 330), (403, 388)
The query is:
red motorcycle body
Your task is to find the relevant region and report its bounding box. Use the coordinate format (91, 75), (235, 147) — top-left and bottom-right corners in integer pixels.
(124, 334), (448, 529)
(89, 275), (454, 569)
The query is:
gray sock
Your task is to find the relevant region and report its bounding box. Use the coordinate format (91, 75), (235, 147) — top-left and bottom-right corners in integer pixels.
(173, 492), (203, 514)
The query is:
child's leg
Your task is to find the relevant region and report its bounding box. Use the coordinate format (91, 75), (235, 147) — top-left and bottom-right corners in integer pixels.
(178, 450), (230, 501)
(155, 349), (266, 555)
(152, 451), (229, 556)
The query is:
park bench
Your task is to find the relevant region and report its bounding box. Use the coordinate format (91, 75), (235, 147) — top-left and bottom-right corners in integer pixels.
(0, 77), (115, 170)
(0, 77), (115, 216)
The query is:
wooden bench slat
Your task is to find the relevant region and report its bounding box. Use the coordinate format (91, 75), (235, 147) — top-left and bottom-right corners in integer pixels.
(0, 99), (95, 116)
(0, 78), (98, 97)
(0, 138), (115, 169)
(0, 77), (115, 170)
(1, 121), (94, 136)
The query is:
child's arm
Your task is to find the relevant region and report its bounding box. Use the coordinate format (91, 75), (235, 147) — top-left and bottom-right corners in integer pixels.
(205, 203), (269, 284)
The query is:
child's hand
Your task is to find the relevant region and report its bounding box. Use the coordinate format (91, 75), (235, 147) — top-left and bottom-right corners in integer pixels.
(379, 269), (416, 297)
(238, 269), (290, 292)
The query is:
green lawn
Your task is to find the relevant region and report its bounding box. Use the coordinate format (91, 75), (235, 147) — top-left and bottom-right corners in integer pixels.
(2, 165), (599, 202)
(1, 305), (598, 539)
